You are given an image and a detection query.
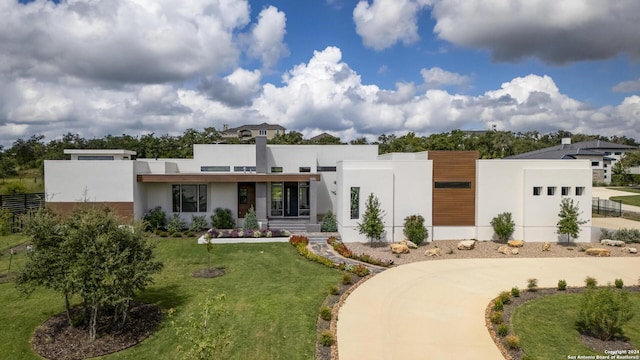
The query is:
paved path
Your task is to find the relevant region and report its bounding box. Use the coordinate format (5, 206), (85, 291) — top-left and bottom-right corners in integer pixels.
(593, 187), (640, 213)
(337, 257), (640, 360)
(307, 235), (386, 274)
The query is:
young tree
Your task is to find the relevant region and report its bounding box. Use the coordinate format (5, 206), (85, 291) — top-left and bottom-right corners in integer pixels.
(357, 193), (385, 246)
(320, 209), (337, 232)
(557, 198), (587, 242)
(490, 212), (515, 243)
(243, 206), (259, 230)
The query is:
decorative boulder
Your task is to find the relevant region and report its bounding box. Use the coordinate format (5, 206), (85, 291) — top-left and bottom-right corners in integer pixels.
(507, 240), (524, 248)
(457, 240), (476, 250)
(622, 247), (638, 254)
(390, 243), (410, 254)
(498, 245), (510, 255)
(542, 242), (551, 252)
(511, 248), (519, 255)
(600, 239), (625, 247)
(585, 248), (611, 257)
(425, 248), (441, 257)
(402, 239), (418, 249)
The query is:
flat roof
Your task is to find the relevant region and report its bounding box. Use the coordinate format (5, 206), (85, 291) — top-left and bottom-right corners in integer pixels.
(64, 149), (137, 155)
(137, 173), (321, 183)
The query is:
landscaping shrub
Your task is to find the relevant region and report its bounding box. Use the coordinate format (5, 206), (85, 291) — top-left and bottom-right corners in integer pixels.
(0, 208), (12, 236)
(511, 287), (520, 298)
(527, 278), (538, 292)
(211, 208), (235, 229)
(615, 278), (624, 289)
(403, 214), (428, 245)
(493, 300), (504, 311)
(614, 228), (640, 243)
(505, 335), (520, 350)
(600, 228), (615, 240)
(189, 215), (208, 232)
(167, 214), (187, 233)
(498, 291), (511, 304)
(319, 330), (334, 346)
(320, 209), (337, 232)
(327, 237), (393, 267)
(491, 311), (503, 324)
(576, 287), (634, 341)
(185, 231), (195, 237)
(319, 306), (332, 321)
(342, 273), (352, 285)
(4, 181), (28, 194)
(242, 206), (259, 231)
(585, 276), (598, 289)
(329, 285), (339, 295)
(558, 279), (567, 291)
(144, 206), (166, 231)
(490, 212), (515, 243)
(290, 235), (309, 246)
(497, 323), (509, 337)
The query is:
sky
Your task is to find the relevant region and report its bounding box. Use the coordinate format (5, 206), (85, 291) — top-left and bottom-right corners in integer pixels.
(1, 0), (640, 148)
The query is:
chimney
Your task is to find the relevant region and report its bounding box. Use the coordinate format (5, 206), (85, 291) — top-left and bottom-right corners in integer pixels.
(255, 136), (267, 174)
(561, 132), (571, 145)
(223, 124), (228, 131)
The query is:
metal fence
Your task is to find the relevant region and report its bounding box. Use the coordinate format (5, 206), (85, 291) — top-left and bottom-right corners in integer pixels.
(0, 193), (45, 233)
(592, 197), (622, 217)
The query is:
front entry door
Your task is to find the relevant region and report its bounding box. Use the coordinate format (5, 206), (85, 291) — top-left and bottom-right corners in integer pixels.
(238, 183), (256, 218)
(284, 182), (298, 217)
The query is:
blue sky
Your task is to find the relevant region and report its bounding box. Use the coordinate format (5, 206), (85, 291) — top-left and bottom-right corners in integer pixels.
(1, 0), (640, 147)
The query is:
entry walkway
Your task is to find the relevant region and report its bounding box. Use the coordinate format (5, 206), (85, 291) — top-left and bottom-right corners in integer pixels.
(337, 257), (640, 360)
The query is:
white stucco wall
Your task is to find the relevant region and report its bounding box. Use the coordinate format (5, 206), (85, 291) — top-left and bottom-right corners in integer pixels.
(45, 160), (135, 202)
(476, 160), (592, 242)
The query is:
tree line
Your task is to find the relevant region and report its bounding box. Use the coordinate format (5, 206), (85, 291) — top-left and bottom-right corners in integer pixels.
(1, 127), (638, 179)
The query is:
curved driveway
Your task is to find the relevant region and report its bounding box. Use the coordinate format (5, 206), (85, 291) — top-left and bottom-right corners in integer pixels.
(337, 257), (640, 360)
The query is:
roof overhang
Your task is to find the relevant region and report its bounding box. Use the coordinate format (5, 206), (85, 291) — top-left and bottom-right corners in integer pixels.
(137, 173), (321, 183)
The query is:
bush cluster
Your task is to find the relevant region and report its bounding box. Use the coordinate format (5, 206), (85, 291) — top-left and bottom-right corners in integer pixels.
(144, 206), (167, 231)
(206, 228), (290, 239)
(490, 212), (515, 243)
(189, 215), (208, 232)
(600, 228), (640, 243)
(576, 287), (634, 341)
(510, 287), (520, 298)
(558, 279), (567, 291)
(210, 208), (235, 229)
(585, 276), (598, 289)
(320, 209), (337, 232)
(319, 330), (334, 346)
(319, 306), (332, 321)
(403, 214), (428, 245)
(327, 237), (393, 267)
(167, 214), (187, 233)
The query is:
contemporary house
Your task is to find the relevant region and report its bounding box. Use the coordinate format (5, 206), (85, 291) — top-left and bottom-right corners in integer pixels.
(508, 136), (637, 184)
(220, 123), (286, 142)
(45, 138), (593, 243)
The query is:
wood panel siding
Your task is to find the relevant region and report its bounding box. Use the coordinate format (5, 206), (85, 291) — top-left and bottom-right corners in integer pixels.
(137, 173), (320, 183)
(428, 151), (478, 226)
(46, 202), (134, 221)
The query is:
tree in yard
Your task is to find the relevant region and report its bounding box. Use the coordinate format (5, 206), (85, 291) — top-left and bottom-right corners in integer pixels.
(320, 209), (337, 232)
(357, 193), (385, 246)
(242, 206), (259, 230)
(556, 198), (587, 242)
(490, 212), (515, 243)
(576, 287), (634, 341)
(16, 207), (163, 341)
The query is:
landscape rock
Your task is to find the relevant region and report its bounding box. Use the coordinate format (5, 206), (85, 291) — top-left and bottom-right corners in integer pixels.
(507, 240), (524, 248)
(402, 239), (418, 249)
(511, 248), (519, 255)
(542, 242), (551, 251)
(585, 248), (611, 257)
(498, 245), (510, 255)
(600, 239), (625, 247)
(457, 240), (476, 250)
(390, 243), (410, 254)
(424, 248), (441, 257)
(622, 247), (638, 254)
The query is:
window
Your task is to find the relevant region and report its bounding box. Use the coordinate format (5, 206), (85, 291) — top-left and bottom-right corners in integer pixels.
(299, 182), (310, 216)
(317, 166), (337, 172)
(201, 166), (230, 172)
(350, 187), (360, 219)
(576, 187), (585, 196)
(233, 166), (256, 172)
(591, 161), (599, 166)
(547, 186), (556, 196)
(271, 182), (283, 216)
(77, 155), (114, 160)
(533, 187), (542, 196)
(271, 167), (283, 173)
(172, 184), (207, 212)
(259, 129), (267, 136)
(299, 167), (311, 173)
(434, 182), (471, 189)
(615, 152), (621, 155)
(604, 164), (608, 168)
(561, 186), (570, 196)
(604, 152), (611, 156)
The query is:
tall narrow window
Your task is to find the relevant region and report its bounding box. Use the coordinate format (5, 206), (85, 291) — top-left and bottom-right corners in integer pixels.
(350, 187), (360, 219)
(547, 186), (556, 196)
(271, 182), (283, 216)
(561, 186), (570, 196)
(533, 186), (542, 196)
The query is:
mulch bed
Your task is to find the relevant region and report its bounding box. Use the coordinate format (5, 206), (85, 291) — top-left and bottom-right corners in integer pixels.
(192, 267), (226, 278)
(486, 286), (640, 360)
(32, 303), (162, 360)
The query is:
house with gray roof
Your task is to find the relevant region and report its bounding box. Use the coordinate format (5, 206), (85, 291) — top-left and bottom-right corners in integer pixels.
(221, 123), (286, 141)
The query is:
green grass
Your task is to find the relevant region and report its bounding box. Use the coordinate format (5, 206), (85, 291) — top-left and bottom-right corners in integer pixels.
(0, 176), (44, 195)
(512, 292), (640, 358)
(608, 187), (640, 195)
(0, 236), (342, 359)
(610, 195), (640, 207)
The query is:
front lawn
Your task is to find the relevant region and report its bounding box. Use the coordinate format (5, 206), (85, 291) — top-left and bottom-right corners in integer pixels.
(0, 236), (341, 359)
(512, 292), (640, 359)
(610, 195), (640, 207)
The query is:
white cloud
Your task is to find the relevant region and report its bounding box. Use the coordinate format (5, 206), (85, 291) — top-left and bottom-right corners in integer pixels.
(613, 79), (640, 93)
(420, 67), (470, 89)
(430, 0), (640, 63)
(246, 6), (289, 69)
(198, 68), (262, 107)
(353, 0), (430, 50)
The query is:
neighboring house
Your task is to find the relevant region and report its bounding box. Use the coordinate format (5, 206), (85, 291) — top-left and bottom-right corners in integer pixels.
(45, 138), (593, 242)
(508, 136), (638, 184)
(220, 123), (286, 141)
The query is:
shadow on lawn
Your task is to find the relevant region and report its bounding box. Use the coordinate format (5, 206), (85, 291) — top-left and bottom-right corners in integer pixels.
(138, 284), (190, 310)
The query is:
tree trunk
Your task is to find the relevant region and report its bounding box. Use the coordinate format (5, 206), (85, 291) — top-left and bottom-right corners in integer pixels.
(64, 292), (72, 325)
(89, 305), (98, 341)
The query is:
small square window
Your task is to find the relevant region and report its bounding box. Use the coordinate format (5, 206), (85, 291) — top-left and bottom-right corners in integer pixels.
(576, 187), (585, 196)
(299, 167), (311, 173)
(547, 187), (556, 196)
(561, 186), (570, 196)
(591, 161), (599, 166)
(271, 167), (283, 173)
(533, 186), (542, 196)
(615, 152), (621, 155)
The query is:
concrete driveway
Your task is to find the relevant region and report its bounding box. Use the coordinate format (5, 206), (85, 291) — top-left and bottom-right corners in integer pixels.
(337, 257), (640, 360)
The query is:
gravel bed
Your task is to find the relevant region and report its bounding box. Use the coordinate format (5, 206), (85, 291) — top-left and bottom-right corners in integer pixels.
(345, 240), (638, 266)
